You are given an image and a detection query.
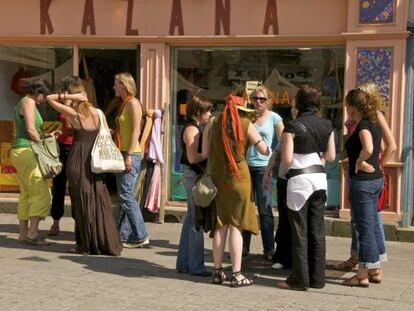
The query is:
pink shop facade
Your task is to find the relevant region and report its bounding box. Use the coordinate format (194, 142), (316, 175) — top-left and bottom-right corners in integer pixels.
(0, 0), (411, 222)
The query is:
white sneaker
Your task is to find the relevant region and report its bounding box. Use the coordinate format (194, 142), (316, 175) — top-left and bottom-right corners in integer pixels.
(122, 238), (150, 249)
(271, 263), (284, 270)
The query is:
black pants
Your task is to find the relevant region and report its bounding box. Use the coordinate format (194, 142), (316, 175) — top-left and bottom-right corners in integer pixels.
(287, 190), (326, 289)
(51, 143), (72, 220)
(273, 178), (292, 268)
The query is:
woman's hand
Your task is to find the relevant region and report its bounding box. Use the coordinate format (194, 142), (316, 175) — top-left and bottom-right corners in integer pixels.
(339, 158), (349, 170)
(356, 160), (374, 173)
(45, 130), (62, 138)
(124, 154), (133, 172)
(262, 169), (271, 192)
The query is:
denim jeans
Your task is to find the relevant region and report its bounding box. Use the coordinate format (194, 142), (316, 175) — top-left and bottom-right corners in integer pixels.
(243, 166), (275, 255)
(116, 152), (148, 243)
(350, 209), (387, 262)
(349, 177), (383, 269)
(176, 167), (207, 274)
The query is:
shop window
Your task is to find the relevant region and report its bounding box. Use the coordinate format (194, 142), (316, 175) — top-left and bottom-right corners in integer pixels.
(0, 45), (72, 192)
(170, 47), (345, 209)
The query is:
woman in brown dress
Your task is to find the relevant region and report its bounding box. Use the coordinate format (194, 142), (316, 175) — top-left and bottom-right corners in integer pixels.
(47, 81), (122, 256)
(202, 94), (269, 287)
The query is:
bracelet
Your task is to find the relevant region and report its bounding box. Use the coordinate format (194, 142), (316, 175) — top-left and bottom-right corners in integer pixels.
(254, 139), (263, 147)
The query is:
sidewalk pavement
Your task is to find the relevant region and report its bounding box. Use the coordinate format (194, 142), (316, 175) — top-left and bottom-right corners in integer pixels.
(1, 213), (414, 311)
(1, 193), (414, 242)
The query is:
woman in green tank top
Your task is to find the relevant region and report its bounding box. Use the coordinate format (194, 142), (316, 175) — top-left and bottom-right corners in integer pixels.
(10, 78), (52, 246)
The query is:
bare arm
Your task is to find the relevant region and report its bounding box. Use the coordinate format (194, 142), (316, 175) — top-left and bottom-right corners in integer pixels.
(183, 125), (206, 164)
(323, 132), (336, 162)
(281, 132), (293, 165)
(247, 123), (270, 156)
(46, 93), (87, 119)
(377, 111), (396, 163)
(356, 129), (374, 173)
(21, 98), (41, 143)
(275, 120), (284, 141)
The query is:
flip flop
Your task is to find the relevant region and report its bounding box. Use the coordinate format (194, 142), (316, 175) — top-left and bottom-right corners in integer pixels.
(24, 236), (50, 246)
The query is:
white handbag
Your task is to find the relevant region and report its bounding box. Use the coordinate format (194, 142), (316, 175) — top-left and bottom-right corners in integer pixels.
(91, 109), (125, 173)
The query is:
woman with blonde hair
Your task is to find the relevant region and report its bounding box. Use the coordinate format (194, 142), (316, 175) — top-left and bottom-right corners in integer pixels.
(202, 94), (269, 287)
(243, 85), (284, 260)
(47, 81), (122, 255)
(11, 78), (53, 246)
(113, 72), (149, 248)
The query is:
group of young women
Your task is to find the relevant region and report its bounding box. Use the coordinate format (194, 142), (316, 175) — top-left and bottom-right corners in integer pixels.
(11, 74), (394, 289)
(176, 82), (394, 289)
(11, 73), (149, 255)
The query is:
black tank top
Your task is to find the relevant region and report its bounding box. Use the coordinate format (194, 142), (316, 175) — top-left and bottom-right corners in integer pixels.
(180, 122), (207, 175)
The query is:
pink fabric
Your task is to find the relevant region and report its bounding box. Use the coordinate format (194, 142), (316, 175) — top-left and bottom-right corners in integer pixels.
(145, 110), (163, 213)
(147, 110), (164, 164)
(145, 162), (161, 213)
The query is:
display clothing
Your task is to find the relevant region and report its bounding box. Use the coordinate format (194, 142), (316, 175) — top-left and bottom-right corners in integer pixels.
(66, 116), (122, 256)
(209, 115), (258, 234)
(284, 110), (333, 289)
(345, 118), (383, 268)
(177, 122), (208, 274)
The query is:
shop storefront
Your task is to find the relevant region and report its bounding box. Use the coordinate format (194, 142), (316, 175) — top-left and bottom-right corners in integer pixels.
(0, 0), (410, 222)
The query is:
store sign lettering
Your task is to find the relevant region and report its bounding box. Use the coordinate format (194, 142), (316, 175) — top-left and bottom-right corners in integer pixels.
(39, 0), (279, 36)
(274, 91), (290, 105)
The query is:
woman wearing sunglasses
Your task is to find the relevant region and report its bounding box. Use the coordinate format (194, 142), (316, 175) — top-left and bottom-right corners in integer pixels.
(242, 85), (284, 260)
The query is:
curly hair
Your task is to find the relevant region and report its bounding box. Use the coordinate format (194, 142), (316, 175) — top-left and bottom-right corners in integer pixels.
(357, 81), (387, 116)
(345, 88), (380, 122)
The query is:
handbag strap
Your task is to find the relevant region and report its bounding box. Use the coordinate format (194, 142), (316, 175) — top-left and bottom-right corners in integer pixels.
(295, 120), (321, 159)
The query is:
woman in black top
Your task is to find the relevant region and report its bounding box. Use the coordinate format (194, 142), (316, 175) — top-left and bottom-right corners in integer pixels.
(343, 88), (383, 287)
(277, 85), (336, 290)
(176, 95), (212, 277)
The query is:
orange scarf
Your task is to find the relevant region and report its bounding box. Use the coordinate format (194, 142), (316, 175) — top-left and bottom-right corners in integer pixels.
(221, 95), (245, 180)
(115, 95), (132, 149)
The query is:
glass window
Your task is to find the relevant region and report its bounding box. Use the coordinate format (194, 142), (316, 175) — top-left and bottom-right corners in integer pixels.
(170, 47), (345, 209)
(0, 45), (72, 192)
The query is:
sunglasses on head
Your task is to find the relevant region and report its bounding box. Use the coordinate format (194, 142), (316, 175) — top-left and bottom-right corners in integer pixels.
(252, 96), (267, 102)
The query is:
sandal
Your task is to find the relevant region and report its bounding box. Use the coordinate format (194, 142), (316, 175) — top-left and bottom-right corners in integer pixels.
(212, 267), (228, 285)
(333, 256), (358, 271)
(47, 224), (60, 236)
(24, 236), (50, 246)
(230, 271), (253, 288)
(343, 275), (369, 288)
(368, 269), (382, 284)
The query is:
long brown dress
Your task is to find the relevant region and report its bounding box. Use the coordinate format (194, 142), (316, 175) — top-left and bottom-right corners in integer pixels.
(67, 120), (122, 256)
(209, 114), (259, 235)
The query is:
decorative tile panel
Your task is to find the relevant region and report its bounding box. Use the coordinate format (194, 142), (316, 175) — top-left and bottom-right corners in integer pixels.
(359, 0), (395, 24)
(356, 48), (392, 105)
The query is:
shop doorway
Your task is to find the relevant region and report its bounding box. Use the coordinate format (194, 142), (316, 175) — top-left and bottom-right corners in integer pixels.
(79, 47), (139, 194)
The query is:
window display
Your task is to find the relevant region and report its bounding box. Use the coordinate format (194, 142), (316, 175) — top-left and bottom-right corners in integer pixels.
(170, 47), (345, 209)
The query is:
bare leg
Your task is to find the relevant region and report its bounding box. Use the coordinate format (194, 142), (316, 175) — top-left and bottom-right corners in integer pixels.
(228, 225), (243, 273)
(26, 217), (41, 239)
(228, 226), (253, 286)
(213, 225), (228, 269)
(18, 220), (28, 241)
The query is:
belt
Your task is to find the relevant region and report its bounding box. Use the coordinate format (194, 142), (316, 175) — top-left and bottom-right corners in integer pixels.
(287, 165), (325, 180)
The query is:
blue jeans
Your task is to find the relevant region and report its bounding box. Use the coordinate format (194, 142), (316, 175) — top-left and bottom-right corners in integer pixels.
(176, 167), (207, 274)
(349, 177), (383, 269)
(243, 166), (275, 255)
(350, 209), (387, 262)
(116, 152), (148, 243)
